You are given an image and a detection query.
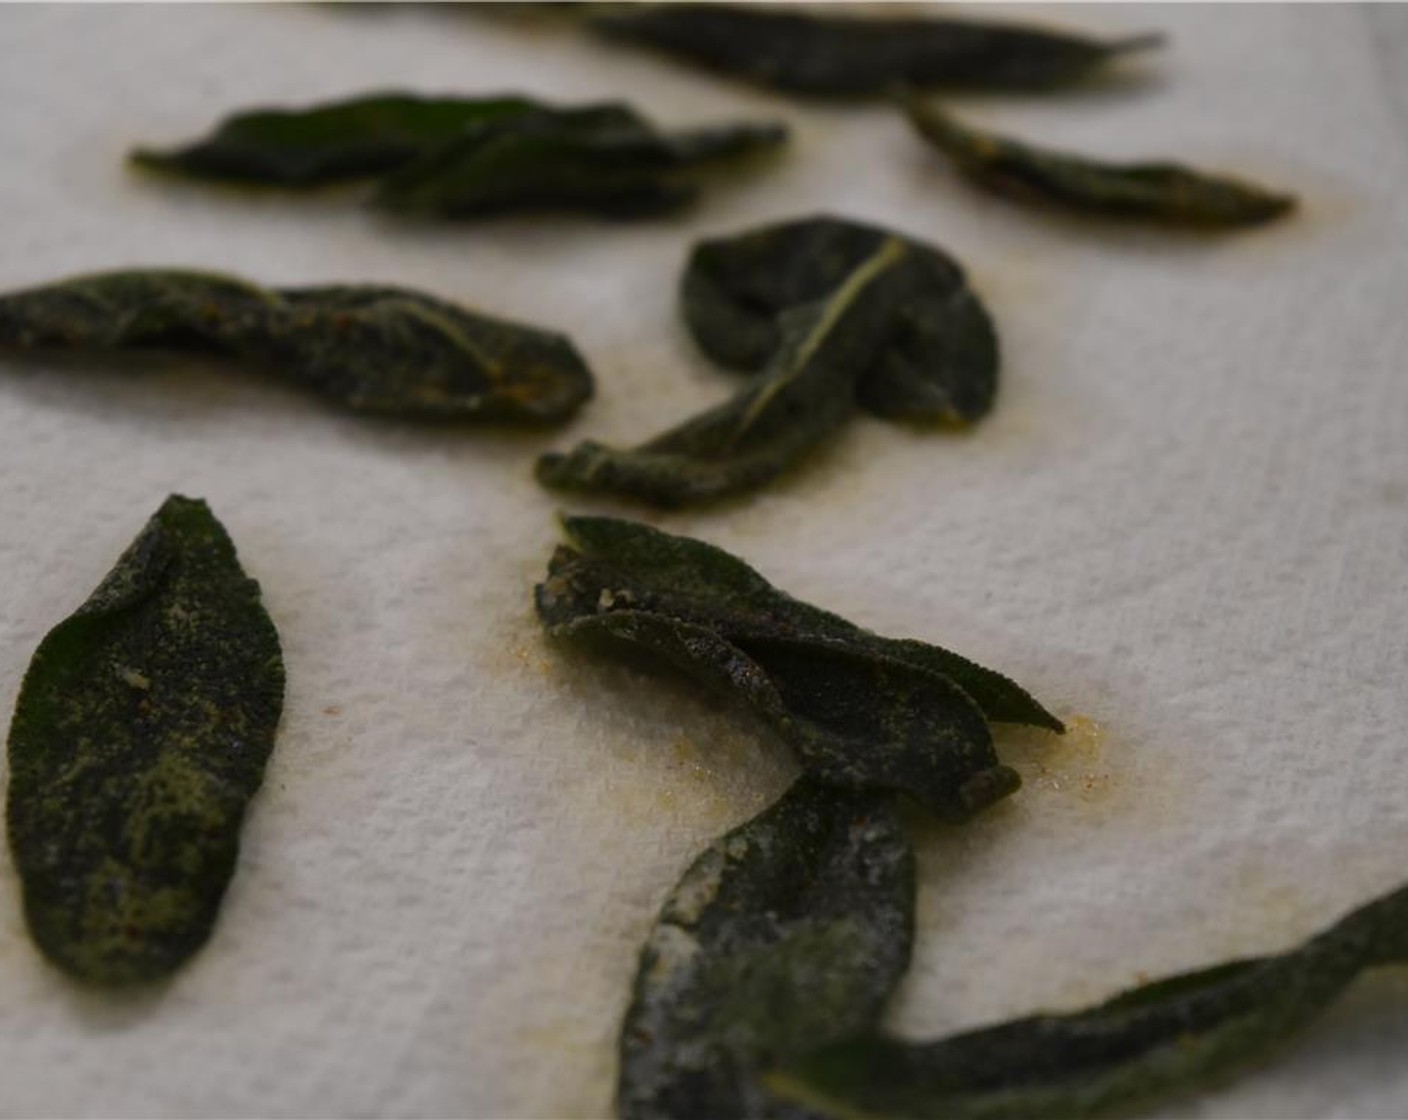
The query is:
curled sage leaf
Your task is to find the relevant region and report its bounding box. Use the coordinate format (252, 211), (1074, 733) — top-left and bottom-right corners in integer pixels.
(6, 496), (284, 985)
(903, 97), (1296, 228)
(372, 102), (788, 218)
(681, 215), (998, 424)
(0, 269), (594, 423)
(769, 879), (1408, 1119)
(130, 92), (543, 186)
(590, 4), (1162, 98)
(132, 92), (787, 218)
(619, 777), (915, 1120)
(536, 216), (997, 505)
(535, 516), (1061, 821)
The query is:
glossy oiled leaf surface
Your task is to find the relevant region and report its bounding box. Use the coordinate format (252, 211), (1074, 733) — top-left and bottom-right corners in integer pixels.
(537, 217), (998, 505)
(590, 4), (1161, 97)
(903, 99), (1296, 228)
(371, 102), (787, 218)
(619, 778), (915, 1120)
(770, 879), (1408, 1119)
(682, 215), (998, 423)
(6, 496), (284, 985)
(131, 92), (543, 186)
(0, 269), (594, 423)
(535, 516), (1060, 820)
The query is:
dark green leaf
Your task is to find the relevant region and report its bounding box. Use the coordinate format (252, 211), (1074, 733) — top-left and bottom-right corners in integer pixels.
(0, 269), (594, 423)
(590, 4), (1162, 97)
(371, 102), (787, 218)
(553, 515), (1061, 732)
(535, 516), (1060, 819)
(903, 98), (1296, 228)
(681, 215), (998, 423)
(6, 496), (285, 985)
(537, 217), (997, 505)
(769, 879), (1408, 1119)
(130, 92), (544, 186)
(619, 777), (915, 1120)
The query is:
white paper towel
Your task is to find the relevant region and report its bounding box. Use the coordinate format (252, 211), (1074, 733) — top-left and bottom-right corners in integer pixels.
(1, 4), (1406, 1116)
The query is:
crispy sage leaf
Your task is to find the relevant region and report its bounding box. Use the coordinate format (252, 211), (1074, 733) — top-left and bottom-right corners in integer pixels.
(769, 879), (1408, 1119)
(537, 216), (997, 504)
(130, 92), (543, 186)
(903, 98), (1295, 228)
(590, 4), (1162, 97)
(371, 102), (787, 217)
(5, 496), (284, 985)
(535, 516), (1060, 820)
(619, 777), (915, 1120)
(681, 215), (998, 423)
(0, 269), (594, 423)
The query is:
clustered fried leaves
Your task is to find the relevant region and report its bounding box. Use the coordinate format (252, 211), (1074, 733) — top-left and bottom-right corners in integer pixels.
(0, 7), (1353, 1120)
(535, 517), (1408, 1120)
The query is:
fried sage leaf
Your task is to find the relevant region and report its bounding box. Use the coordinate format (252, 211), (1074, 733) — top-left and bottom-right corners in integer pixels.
(681, 215), (998, 423)
(537, 217), (997, 504)
(620, 777), (915, 1120)
(0, 269), (593, 423)
(131, 92), (543, 186)
(770, 879), (1408, 1120)
(535, 516), (1060, 820)
(903, 98), (1295, 228)
(6, 496), (284, 985)
(371, 102), (787, 218)
(590, 4), (1162, 97)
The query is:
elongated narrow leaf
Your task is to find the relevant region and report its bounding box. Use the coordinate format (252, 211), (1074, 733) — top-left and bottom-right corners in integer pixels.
(619, 778), (915, 1120)
(6, 496), (284, 985)
(0, 269), (594, 423)
(538, 216), (997, 505)
(551, 515), (1061, 731)
(681, 215), (998, 423)
(371, 102), (786, 218)
(130, 92), (544, 186)
(132, 92), (786, 218)
(535, 517), (1060, 819)
(590, 4), (1162, 97)
(769, 880), (1408, 1119)
(903, 98), (1295, 228)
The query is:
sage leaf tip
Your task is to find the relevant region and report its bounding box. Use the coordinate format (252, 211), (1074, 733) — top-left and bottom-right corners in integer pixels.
(126, 146), (166, 170)
(959, 763), (1022, 816)
(1113, 31), (1168, 55)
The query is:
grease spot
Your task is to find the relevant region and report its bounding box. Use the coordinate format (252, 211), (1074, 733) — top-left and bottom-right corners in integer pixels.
(1004, 714), (1114, 804)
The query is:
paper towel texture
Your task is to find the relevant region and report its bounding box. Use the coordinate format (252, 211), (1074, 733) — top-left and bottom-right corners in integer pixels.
(0, 4), (1405, 1117)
